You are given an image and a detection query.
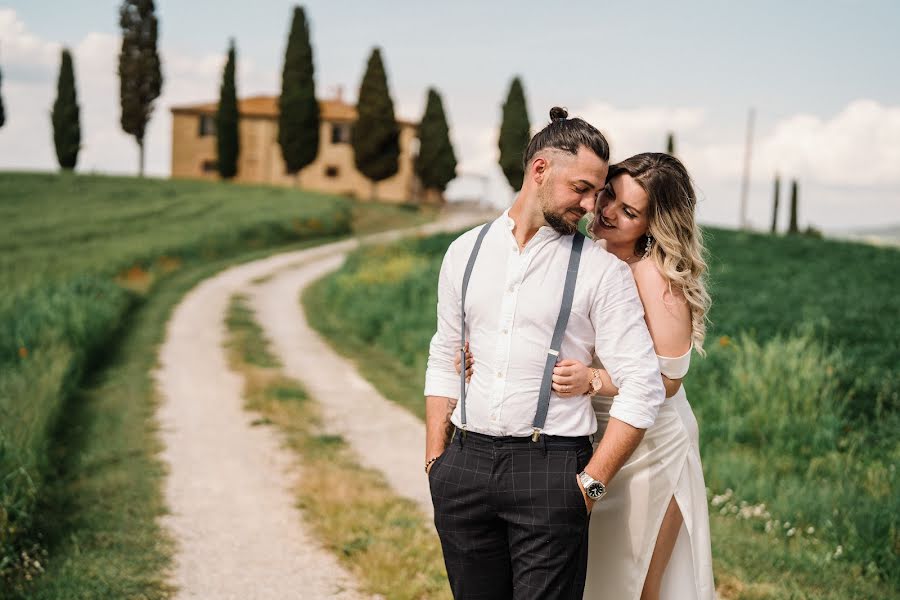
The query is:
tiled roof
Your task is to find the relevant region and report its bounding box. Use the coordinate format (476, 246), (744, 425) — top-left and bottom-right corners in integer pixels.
(170, 94), (414, 126)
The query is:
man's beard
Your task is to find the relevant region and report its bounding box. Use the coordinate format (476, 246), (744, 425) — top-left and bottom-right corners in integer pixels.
(538, 180), (580, 235)
(543, 210), (579, 235)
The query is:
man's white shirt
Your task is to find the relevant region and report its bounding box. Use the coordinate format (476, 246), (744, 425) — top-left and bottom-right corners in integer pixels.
(424, 210), (665, 437)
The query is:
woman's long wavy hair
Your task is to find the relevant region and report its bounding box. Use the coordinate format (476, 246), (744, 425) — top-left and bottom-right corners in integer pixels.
(590, 152), (711, 354)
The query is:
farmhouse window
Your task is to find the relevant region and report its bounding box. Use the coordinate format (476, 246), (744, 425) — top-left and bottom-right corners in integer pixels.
(331, 123), (351, 144)
(198, 115), (217, 137)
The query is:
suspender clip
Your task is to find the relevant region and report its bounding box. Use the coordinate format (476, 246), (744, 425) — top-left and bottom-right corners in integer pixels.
(531, 427), (542, 442)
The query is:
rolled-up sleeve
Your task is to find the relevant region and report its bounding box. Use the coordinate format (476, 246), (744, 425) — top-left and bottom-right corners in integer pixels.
(424, 244), (462, 399)
(592, 260), (665, 429)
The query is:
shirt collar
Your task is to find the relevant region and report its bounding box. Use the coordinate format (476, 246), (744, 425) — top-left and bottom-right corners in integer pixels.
(501, 208), (563, 242)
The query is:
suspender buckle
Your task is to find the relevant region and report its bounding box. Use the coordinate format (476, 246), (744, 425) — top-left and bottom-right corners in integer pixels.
(531, 427), (542, 442)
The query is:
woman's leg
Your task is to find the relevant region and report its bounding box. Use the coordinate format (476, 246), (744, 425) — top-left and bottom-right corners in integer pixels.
(640, 496), (684, 600)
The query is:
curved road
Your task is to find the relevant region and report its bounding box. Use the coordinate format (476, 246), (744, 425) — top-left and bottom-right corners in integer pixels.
(154, 209), (490, 598)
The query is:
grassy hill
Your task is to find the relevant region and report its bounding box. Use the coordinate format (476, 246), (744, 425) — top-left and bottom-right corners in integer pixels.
(0, 171), (435, 595)
(304, 225), (900, 599)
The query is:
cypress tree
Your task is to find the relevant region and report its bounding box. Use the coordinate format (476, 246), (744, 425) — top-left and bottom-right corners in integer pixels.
(0, 50), (5, 129)
(118, 0), (162, 177)
(51, 48), (81, 170)
(666, 132), (676, 155)
(351, 47), (400, 199)
(216, 39), (239, 179)
(498, 76), (530, 191)
(414, 87), (457, 196)
(278, 5), (319, 179)
(770, 173), (781, 233)
(788, 179), (799, 234)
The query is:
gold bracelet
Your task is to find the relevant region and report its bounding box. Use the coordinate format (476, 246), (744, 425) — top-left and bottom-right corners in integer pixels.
(425, 456), (439, 474)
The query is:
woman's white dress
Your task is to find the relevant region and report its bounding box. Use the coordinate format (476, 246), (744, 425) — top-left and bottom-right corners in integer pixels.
(583, 350), (716, 600)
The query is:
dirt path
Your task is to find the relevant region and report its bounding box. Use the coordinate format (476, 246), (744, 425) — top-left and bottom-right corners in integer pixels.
(154, 210), (489, 598)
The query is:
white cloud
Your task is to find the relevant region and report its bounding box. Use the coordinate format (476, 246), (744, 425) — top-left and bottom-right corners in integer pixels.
(682, 100), (900, 188)
(757, 100), (900, 186)
(574, 102), (706, 161)
(0, 8), (59, 74)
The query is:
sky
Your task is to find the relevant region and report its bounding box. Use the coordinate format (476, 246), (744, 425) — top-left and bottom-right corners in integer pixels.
(1, 1), (899, 233)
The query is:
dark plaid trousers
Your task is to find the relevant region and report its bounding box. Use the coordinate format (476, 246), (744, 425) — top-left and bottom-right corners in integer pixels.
(428, 428), (593, 599)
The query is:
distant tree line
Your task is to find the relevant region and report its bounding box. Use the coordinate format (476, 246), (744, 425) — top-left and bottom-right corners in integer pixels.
(8, 2), (740, 207)
(5, 1), (515, 201)
(770, 174), (818, 236)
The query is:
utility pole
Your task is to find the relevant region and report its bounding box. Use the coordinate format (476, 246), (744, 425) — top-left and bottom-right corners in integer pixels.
(739, 107), (755, 230)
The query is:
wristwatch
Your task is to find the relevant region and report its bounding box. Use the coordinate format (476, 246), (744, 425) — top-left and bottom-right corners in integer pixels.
(578, 470), (607, 501)
(588, 368), (603, 396)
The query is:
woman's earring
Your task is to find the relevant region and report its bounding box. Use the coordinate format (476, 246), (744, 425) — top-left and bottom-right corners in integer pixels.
(642, 234), (653, 259)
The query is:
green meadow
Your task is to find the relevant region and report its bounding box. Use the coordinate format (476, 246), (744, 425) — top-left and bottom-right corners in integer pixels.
(304, 226), (900, 599)
(0, 171), (433, 596)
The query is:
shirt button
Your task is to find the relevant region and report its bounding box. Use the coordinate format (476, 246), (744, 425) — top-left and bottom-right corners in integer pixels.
(496, 372), (503, 378)
(502, 328), (508, 334)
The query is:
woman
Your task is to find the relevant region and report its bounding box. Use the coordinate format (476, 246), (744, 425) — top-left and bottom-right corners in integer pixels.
(456, 153), (715, 599)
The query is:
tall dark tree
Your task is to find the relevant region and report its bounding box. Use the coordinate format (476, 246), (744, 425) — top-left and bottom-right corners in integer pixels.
(788, 179), (799, 234)
(351, 47), (400, 199)
(118, 0), (162, 176)
(414, 88), (457, 197)
(666, 132), (676, 155)
(216, 39), (239, 179)
(0, 49), (6, 129)
(278, 5), (319, 180)
(498, 76), (530, 191)
(770, 173), (781, 233)
(51, 48), (81, 170)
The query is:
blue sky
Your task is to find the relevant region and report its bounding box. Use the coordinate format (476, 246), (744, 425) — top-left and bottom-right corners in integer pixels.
(2, 1), (899, 232)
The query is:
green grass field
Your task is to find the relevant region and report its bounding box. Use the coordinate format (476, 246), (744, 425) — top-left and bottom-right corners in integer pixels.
(0, 171), (435, 596)
(304, 225), (900, 599)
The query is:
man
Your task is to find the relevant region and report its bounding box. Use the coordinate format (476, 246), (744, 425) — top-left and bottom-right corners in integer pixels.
(424, 108), (666, 599)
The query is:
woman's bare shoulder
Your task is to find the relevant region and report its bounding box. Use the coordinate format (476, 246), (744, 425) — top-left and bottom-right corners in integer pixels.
(632, 260), (692, 352)
(631, 259), (666, 292)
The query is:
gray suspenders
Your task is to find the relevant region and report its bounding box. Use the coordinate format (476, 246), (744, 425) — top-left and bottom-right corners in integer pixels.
(459, 222), (494, 430)
(458, 226), (586, 441)
(533, 233), (585, 440)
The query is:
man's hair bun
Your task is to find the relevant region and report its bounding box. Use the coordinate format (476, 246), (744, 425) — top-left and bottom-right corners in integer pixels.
(522, 105), (609, 167)
(549, 106), (569, 121)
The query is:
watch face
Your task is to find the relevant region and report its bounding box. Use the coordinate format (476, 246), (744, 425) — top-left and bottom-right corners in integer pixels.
(587, 482), (605, 500)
